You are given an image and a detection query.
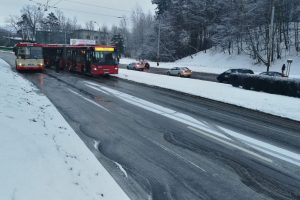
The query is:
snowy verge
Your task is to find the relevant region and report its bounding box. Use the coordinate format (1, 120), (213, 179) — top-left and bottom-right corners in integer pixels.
(0, 59), (130, 200)
(114, 69), (300, 122)
(0, 50), (14, 54)
(120, 50), (300, 78)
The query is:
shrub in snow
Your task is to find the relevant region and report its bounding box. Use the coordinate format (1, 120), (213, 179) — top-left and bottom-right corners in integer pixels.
(229, 74), (300, 97)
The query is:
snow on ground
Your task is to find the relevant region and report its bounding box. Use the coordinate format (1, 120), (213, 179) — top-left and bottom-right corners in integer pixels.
(0, 59), (130, 200)
(115, 69), (300, 122)
(175, 50), (300, 77)
(120, 50), (300, 78)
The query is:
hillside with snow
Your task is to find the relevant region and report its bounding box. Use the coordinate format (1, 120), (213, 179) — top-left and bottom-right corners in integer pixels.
(121, 50), (300, 78)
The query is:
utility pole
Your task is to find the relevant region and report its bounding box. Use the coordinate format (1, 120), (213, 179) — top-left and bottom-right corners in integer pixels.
(93, 21), (101, 44)
(157, 17), (161, 66)
(267, 0), (275, 72)
(64, 26), (67, 44)
(118, 16), (127, 56)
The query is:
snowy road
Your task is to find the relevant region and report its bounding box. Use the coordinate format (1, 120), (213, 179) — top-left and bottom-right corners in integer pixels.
(1, 52), (300, 200)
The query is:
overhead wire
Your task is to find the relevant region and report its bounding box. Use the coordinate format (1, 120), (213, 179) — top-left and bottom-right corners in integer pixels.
(59, 7), (123, 18)
(52, 0), (130, 12)
(28, 0), (129, 19)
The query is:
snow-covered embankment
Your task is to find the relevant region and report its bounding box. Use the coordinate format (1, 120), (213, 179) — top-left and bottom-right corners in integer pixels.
(0, 59), (130, 200)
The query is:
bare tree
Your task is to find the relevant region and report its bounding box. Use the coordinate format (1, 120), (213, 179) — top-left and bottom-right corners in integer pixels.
(20, 5), (43, 40)
(6, 15), (20, 33)
(85, 21), (95, 31)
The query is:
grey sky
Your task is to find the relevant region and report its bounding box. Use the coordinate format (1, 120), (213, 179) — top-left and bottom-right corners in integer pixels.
(0, 0), (156, 28)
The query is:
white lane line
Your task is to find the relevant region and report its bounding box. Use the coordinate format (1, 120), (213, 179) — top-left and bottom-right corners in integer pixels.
(85, 83), (110, 95)
(83, 81), (99, 87)
(84, 84), (277, 166)
(188, 126), (273, 164)
(244, 143), (300, 167)
(218, 126), (300, 167)
(67, 89), (110, 112)
(150, 139), (207, 172)
(98, 85), (232, 140)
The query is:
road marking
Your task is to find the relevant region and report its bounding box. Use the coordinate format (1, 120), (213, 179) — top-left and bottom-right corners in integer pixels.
(84, 82), (110, 95)
(84, 83), (296, 166)
(218, 126), (300, 167)
(97, 85), (232, 140)
(149, 138), (207, 172)
(67, 88), (110, 112)
(244, 143), (300, 167)
(188, 126), (273, 164)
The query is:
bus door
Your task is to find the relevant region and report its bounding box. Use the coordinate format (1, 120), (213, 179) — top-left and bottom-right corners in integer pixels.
(84, 49), (94, 74)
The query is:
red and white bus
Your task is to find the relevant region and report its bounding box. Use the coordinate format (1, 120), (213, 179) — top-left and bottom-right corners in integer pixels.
(14, 43), (45, 71)
(43, 44), (119, 75)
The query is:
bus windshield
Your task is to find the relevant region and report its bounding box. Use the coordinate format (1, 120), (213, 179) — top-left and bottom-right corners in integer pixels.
(17, 47), (43, 59)
(93, 51), (117, 65)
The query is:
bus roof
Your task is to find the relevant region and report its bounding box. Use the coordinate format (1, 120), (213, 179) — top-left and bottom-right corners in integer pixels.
(15, 42), (44, 47)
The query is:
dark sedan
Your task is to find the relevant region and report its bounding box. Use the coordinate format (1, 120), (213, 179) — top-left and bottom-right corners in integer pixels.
(217, 68), (254, 83)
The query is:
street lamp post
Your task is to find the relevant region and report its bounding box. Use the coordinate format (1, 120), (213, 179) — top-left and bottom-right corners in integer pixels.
(287, 59), (293, 77)
(117, 16), (127, 57)
(157, 17), (161, 66)
(93, 21), (101, 44)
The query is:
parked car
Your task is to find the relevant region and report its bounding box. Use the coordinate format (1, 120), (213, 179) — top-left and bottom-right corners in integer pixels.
(167, 67), (192, 77)
(136, 60), (150, 71)
(259, 71), (284, 77)
(127, 62), (139, 70)
(217, 68), (254, 83)
(127, 61), (150, 71)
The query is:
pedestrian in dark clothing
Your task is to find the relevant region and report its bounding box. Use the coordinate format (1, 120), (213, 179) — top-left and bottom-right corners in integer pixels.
(281, 64), (286, 76)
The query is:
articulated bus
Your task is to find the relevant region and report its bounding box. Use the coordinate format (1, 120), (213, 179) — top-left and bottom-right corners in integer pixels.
(43, 44), (119, 75)
(13, 43), (45, 71)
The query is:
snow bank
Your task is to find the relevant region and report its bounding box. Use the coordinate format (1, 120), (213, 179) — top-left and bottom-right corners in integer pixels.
(175, 50), (300, 77)
(120, 58), (175, 71)
(115, 69), (300, 122)
(0, 59), (130, 200)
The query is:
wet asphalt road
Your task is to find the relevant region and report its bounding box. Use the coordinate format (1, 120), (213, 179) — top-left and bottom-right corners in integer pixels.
(1, 52), (300, 200)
